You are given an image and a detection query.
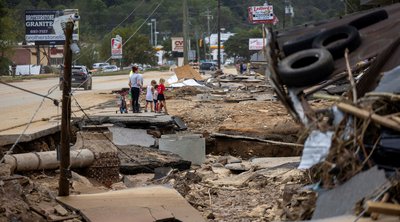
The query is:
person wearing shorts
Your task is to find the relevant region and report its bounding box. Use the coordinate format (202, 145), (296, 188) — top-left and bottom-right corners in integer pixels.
(157, 78), (168, 114)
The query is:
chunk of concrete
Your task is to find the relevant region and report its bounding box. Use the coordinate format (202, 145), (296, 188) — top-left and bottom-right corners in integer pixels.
(224, 162), (252, 172)
(251, 156), (300, 170)
(154, 167), (173, 180)
(216, 155), (242, 165)
(210, 170), (255, 186)
(109, 127), (155, 147)
(159, 134), (205, 165)
(54, 204), (69, 216)
(118, 145), (191, 175)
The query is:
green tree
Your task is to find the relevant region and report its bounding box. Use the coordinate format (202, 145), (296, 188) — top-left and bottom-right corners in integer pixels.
(0, 0), (18, 75)
(224, 28), (262, 61)
(99, 26), (155, 65)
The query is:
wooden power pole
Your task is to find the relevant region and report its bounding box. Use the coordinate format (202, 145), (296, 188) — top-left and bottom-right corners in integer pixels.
(59, 21), (74, 197)
(183, 0), (189, 65)
(217, 0), (221, 70)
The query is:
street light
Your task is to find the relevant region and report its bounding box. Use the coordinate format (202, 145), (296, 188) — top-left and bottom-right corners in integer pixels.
(151, 18), (157, 46)
(147, 22), (153, 46)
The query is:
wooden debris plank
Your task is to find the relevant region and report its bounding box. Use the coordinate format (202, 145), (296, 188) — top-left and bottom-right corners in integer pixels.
(366, 201), (400, 216)
(337, 103), (400, 132)
(212, 133), (304, 147)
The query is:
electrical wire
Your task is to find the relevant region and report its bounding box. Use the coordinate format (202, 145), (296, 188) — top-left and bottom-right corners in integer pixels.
(71, 95), (137, 162)
(0, 83), (60, 164)
(104, 0), (165, 63)
(69, 1), (164, 93)
(0, 80), (59, 106)
(72, 0), (146, 63)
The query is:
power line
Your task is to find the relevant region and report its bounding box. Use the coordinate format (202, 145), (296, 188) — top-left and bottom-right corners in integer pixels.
(0, 83), (60, 164)
(71, 95), (137, 162)
(0, 80), (59, 106)
(104, 0), (165, 63)
(73, 0), (146, 63)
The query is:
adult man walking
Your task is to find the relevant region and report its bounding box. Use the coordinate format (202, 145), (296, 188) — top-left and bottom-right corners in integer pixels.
(128, 66), (143, 113)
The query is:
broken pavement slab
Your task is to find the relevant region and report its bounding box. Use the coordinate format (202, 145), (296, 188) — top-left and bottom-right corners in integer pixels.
(225, 157), (300, 172)
(57, 186), (205, 222)
(82, 112), (175, 128)
(108, 127), (156, 147)
(0, 120), (60, 146)
(312, 166), (391, 220)
(208, 170), (255, 187)
(118, 145), (191, 175)
(159, 134), (206, 165)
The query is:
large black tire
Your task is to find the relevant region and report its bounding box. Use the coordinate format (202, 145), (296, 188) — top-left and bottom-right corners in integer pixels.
(349, 9), (388, 30)
(282, 31), (322, 56)
(277, 48), (334, 87)
(312, 25), (361, 59)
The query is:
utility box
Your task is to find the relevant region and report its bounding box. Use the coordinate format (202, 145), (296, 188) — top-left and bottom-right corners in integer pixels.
(159, 134), (205, 165)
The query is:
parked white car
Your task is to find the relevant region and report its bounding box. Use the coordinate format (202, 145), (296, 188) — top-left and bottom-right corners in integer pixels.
(93, 62), (109, 70)
(102, 65), (119, 72)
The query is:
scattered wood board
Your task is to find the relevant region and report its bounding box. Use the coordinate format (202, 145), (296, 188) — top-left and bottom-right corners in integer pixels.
(366, 201), (400, 216)
(174, 65), (203, 81)
(337, 102), (400, 132)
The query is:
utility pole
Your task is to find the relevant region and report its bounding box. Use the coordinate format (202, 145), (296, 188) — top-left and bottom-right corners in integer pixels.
(195, 31), (200, 62)
(147, 22), (153, 46)
(59, 21), (74, 197)
(217, 0), (221, 70)
(151, 18), (157, 46)
(36, 45), (40, 65)
(183, 0), (189, 65)
(202, 9), (212, 60)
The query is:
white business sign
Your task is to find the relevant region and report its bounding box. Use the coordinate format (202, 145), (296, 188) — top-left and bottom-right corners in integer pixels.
(208, 33), (235, 49)
(249, 38), (265, 50)
(111, 35), (122, 59)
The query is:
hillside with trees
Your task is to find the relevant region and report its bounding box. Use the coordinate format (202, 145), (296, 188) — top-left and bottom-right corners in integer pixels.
(1, 0), (370, 68)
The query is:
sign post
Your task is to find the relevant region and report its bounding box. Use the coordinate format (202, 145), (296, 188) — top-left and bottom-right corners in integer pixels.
(111, 35), (123, 69)
(111, 35), (123, 59)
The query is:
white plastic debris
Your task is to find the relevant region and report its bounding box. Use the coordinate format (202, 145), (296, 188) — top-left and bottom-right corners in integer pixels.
(298, 130), (334, 169)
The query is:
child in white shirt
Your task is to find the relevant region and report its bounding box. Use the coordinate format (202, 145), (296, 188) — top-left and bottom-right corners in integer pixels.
(145, 80), (156, 112)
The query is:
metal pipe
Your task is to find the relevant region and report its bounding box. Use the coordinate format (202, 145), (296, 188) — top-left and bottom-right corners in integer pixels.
(4, 149), (95, 173)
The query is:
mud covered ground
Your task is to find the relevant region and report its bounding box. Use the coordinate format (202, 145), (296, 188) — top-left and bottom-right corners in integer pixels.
(0, 78), (332, 221)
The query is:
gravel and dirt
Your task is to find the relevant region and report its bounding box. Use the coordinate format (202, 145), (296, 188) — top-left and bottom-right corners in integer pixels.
(0, 68), (329, 221)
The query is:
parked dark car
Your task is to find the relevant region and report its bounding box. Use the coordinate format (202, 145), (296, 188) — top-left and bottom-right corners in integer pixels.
(199, 62), (217, 74)
(59, 65), (92, 90)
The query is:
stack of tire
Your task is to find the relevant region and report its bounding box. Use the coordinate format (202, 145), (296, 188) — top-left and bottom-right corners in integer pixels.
(278, 9), (388, 88)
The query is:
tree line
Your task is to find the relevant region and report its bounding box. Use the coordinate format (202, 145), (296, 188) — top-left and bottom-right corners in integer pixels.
(1, 0), (373, 72)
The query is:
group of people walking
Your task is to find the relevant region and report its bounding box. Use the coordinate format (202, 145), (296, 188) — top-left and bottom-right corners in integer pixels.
(128, 66), (168, 114)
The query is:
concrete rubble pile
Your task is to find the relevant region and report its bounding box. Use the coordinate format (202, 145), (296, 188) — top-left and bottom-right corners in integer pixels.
(266, 3), (400, 221)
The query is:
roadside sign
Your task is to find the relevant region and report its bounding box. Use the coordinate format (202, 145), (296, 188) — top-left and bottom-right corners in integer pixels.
(111, 35), (123, 59)
(171, 37), (184, 52)
(249, 38), (266, 50)
(248, 5), (276, 24)
(25, 9), (79, 45)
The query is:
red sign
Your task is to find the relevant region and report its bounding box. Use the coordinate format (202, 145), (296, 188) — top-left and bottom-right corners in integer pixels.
(248, 5), (278, 25)
(111, 35), (122, 59)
